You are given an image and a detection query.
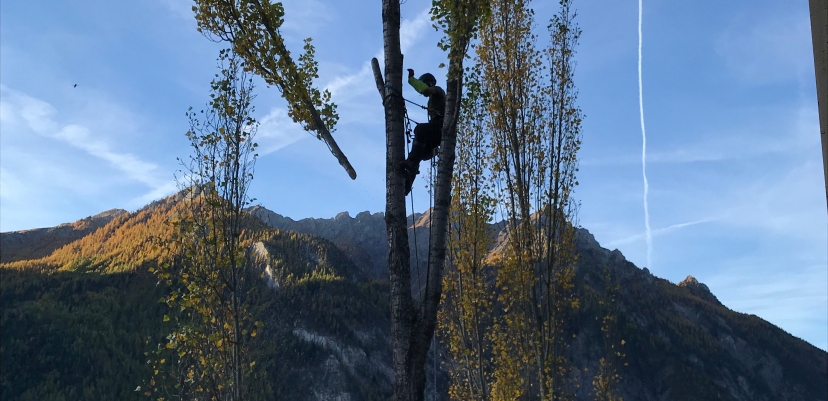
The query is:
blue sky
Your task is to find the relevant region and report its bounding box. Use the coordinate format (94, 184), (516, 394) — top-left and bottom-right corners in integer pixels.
(1, 1), (825, 350)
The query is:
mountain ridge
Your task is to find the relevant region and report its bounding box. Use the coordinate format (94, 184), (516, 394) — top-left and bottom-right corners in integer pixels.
(0, 208), (128, 264)
(2, 201), (826, 400)
(247, 204), (827, 400)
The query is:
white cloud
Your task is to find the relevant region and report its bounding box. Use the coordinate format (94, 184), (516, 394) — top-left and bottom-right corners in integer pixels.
(55, 125), (161, 187)
(400, 8), (432, 55)
(326, 62), (375, 101)
(255, 107), (309, 154)
(0, 85), (169, 192)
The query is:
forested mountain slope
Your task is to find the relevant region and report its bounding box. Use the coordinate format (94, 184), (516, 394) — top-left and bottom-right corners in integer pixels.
(251, 206), (828, 401)
(0, 198), (392, 401)
(2, 201), (825, 400)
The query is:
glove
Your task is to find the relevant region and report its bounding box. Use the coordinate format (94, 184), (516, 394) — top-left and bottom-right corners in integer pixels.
(407, 68), (415, 79)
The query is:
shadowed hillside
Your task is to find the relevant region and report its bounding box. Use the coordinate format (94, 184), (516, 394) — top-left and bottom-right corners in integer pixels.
(2, 201), (825, 400)
(1, 196), (393, 401)
(250, 205), (828, 401)
(1, 209), (127, 264)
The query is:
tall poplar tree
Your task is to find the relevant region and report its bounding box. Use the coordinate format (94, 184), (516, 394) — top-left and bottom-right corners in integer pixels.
(439, 66), (497, 401)
(146, 49), (263, 401)
(436, 0), (583, 399)
(485, 0), (583, 398)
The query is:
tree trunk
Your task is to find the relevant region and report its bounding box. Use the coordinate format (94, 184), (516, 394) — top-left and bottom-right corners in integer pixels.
(376, 0), (479, 398)
(378, 0), (416, 398)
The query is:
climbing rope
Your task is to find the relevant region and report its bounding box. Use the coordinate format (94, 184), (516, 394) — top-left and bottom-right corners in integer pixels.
(422, 156), (436, 304)
(404, 107), (424, 296)
(382, 82), (437, 303)
(384, 84), (429, 111)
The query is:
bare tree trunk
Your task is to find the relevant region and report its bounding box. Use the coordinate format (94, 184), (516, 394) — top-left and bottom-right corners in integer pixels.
(375, 0), (481, 397)
(377, 0), (416, 398)
(415, 50), (464, 398)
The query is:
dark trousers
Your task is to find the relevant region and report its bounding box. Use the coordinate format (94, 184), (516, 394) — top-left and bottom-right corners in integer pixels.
(406, 118), (443, 166)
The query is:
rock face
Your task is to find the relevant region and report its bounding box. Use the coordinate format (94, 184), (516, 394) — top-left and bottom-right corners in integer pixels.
(248, 206), (435, 297)
(248, 206), (390, 279)
(678, 275), (723, 306)
(0, 209), (128, 263)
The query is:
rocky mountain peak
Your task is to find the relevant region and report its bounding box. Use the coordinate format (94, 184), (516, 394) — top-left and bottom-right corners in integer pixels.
(677, 275), (722, 306)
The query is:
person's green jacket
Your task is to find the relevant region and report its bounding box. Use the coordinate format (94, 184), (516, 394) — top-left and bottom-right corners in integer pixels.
(408, 76), (446, 122)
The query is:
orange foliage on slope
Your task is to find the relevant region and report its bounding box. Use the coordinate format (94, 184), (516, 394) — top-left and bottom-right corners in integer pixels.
(2, 198), (184, 274)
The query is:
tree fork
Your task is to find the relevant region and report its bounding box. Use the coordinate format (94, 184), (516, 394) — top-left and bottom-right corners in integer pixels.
(376, 0), (484, 397)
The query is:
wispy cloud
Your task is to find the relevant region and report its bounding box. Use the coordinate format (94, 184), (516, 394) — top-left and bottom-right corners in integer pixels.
(255, 107), (309, 155)
(131, 180), (179, 207)
(717, 159), (827, 242)
(0, 167), (23, 201)
(157, 0), (193, 20)
(325, 7), (432, 101)
(0, 85), (169, 195)
(706, 263), (827, 350)
(606, 216), (719, 248)
(581, 104), (820, 168)
(281, 0), (335, 36)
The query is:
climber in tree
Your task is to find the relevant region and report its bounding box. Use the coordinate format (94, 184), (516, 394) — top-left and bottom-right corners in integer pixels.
(399, 68), (446, 196)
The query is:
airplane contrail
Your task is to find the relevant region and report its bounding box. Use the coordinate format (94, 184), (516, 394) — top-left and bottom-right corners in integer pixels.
(639, 0), (653, 269)
(605, 217), (720, 248)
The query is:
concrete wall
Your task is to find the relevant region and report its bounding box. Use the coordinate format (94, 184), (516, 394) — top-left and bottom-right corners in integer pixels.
(809, 0), (828, 210)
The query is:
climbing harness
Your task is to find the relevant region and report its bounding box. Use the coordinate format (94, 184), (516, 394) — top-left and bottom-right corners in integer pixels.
(381, 79), (440, 306)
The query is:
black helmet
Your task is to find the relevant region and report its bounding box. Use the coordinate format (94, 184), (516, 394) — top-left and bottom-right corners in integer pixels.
(418, 73), (436, 87)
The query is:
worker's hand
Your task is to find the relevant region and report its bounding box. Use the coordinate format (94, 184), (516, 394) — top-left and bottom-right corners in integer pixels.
(407, 68), (415, 79)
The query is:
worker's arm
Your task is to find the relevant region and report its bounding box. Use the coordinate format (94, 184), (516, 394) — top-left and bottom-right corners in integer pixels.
(408, 76), (429, 94)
